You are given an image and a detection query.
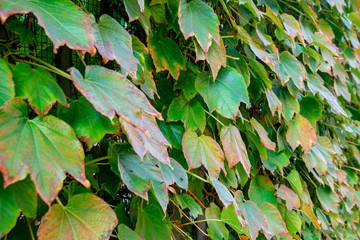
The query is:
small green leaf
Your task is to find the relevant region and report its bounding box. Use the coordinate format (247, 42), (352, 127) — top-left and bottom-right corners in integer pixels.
(206, 203), (229, 240)
(158, 122), (184, 150)
(284, 210), (302, 235)
(176, 194), (202, 218)
(286, 170), (303, 196)
(0, 98), (89, 204)
(148, 35), (185, 80)
(167, 94), (206, 133)
(286, 114), (318, 153)
(37, 193), (117, 240)
(91, 14), (140, 77)
(135, 204), (171, 240)
(226, 48), (250, 86)
(221, 204), (243, 234)
(299, 94), (323, 129)
(178, 0), (220, 52)
(317, 186), (340, 214)
(13, 64), (66, 118)
(220, 124), (251, 173)
(0, 58), (14, 108)
(195, 68), (249, 120)
(249, 175), (277, 207)
(275, 51), (308, 90)
(118, 224), (144, 240)
(273, 86), (300, 121)
(0, 0), (95, 53)
(0, 177), (37, 238)
(182, 129), (224, 178)
(266, 89), (283, 118)
(281, 13), (304, 45)
(58, 97), (118, 149)
(262, 150), (290, 174)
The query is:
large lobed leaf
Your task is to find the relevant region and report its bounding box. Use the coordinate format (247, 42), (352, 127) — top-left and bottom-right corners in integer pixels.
(37, 193), (117, 240)
(0, 98), (89, 204)
(0, 0), (95, 53)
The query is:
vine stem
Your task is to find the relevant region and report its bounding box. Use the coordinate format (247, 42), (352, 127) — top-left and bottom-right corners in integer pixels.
(204, 109), (225, 127)
(170, 199), (209, 237)
(171, 222), (193, 240)
(85, 156), (112, 166)
(182, 219), (223, 226)
(185, 170), (210, 183)
(26, 218), (35, 240)
(342, 165), (360, 172)
(56, 196), (64, 207)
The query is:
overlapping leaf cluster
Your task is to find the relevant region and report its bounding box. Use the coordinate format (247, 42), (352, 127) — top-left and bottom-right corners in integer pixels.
(0, 0), (360, 239)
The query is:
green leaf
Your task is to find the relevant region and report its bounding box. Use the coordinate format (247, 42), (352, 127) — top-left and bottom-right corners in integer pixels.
(123, 0), (150, 34)
(167, 94), (206, 133)
(120, 114), (170, 165)
(175, 68), (198, 101)
(249, 58), (272, 89)
(299, 94), (323, 129)
(261, 150), (290, 174)
(220, 124), (251, 173)
(37, 193), (117, 240)
(249, 175), (277, 207)
(284, 210), (302, 235)
(0, 0), (95, 53)
(274, 51), (308, 90)
(317, 187), (340, 214)
(221, 204), (243, 234)
(0, 58), (14, 108)
(91, 14), (140, 77)
(210, 177), (234, 207)
(226, 48), (250, 86)
(195, 39), (226, 80)
(286, 170), (303, 196)
(250, 118), (276, 151)
(70, 66), (162, 133)
(286, 114), (318, 153)
(0, 98), (89, 204)
(301, 202), (319, 230)
(176, 194), (202, 218)
(273, 86), (300, 121)
(266, 89), (283, 118)
(13, 64), (66, 118)
(261, 202), (288, 239)
(239, 201), (270, 240)
(178, 0), (220, 52)
(281, 13), (304, 45)
(277, 184), (300, 211)
(195, 68), (249, 120)
(313, 32), (339, 56)
(303, 136), (335, 175)
(205, 203), (229, 240)
(148, 35), (185, 80)
(118, 224), (144, 240)
(116, 154), (168, 212)
(159, 157), (188, 189)
(135, 204), (171, 240)
(182, 129), (224, 178)
(58, 97), (118, 149)
(307, 74), (348, 117)
(158, 122), (184, 150)
(0, 177), (37, 238)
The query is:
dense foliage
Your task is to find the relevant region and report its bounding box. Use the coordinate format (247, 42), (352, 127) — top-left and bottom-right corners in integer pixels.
(0, 0), (360, 239)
